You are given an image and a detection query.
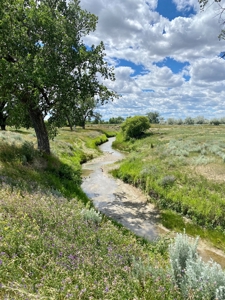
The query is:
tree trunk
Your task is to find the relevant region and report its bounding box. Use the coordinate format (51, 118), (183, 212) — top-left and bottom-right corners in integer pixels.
(0, 101), (7, 130)
(66, 114), (73, 131)
(28, 105), (50, 154)
(81, 118), (86, 129)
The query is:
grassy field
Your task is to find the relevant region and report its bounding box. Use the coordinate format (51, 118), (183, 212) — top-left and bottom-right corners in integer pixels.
(112, 124), (225, 251)
(1, 124), (225, 299)
(0, 125), (182, 300)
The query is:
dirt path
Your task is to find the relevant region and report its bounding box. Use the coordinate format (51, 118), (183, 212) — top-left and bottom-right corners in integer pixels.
(81, 138), (225, 268)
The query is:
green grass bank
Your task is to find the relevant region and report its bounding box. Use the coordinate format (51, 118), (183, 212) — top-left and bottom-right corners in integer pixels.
(112, 124), (225, 251)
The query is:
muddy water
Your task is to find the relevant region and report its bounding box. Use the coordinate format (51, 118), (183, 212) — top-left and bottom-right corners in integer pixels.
(81, 137), (159, 241)
(81, 137), (225, 268)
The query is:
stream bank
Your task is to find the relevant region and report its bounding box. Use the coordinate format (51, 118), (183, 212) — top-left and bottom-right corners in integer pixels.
(81, 137), (225, 268)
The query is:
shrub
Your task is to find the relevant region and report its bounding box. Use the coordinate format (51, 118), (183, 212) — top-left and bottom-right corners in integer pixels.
(184, 117), (195, 125)
(121, 116), (150, 140)
(167, 118), (176, 125)
(81, 207), (102, 224)
(169, 232), (199, 286)
(169, 232), (225, 299)
(20, 141), (36, 163)
(159, 175), (176, 188)
(55, 163), (82, 185)
(210, 118), (220, 126)
(0, 140), (36, 164)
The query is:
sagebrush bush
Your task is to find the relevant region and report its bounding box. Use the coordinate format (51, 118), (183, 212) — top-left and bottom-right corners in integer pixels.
(169, 232), (225, 299)
(81, 207), (102, 223)
(159, 175), (176, 188)
(169, 232), (199, 286)
(192, 155), (214, 166)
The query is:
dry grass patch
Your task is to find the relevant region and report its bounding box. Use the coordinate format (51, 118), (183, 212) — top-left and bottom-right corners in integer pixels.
(194, 163), (225, 182)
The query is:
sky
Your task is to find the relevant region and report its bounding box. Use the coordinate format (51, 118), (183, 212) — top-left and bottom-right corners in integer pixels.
(79, 0), (225, 121)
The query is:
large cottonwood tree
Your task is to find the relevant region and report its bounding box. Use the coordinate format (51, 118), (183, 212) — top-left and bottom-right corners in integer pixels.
(0, 0), (117, 153)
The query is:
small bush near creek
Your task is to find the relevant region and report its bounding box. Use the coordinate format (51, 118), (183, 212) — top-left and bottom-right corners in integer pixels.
(169, 232), (225, 299)
(159, 175), (176, 188)
(81, 206), (102, 224)
(121, 116), (150, 140)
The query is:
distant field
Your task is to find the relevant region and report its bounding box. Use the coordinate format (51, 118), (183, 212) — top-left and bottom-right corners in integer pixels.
(112, 124), (225, 250)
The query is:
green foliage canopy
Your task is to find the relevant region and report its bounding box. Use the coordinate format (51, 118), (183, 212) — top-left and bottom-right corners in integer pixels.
(108, 116), (125, 124)
(121, 116), (150, 140)
(146, 111), (160, 124)
(0, 0), (117, 153)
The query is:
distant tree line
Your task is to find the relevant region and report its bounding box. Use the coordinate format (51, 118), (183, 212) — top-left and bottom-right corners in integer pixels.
(105, 113), (225, 126)
(165, 116), (225, 126)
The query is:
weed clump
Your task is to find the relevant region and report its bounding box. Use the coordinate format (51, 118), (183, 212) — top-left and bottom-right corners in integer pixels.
(159, 175), (176, 188)
(81, 207), (102, 224)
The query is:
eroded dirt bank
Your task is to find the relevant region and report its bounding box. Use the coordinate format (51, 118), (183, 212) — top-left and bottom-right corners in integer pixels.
(81, 137), (225, 268)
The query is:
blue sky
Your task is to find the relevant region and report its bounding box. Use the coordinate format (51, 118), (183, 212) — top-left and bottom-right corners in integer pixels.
(80, 0), (225, 121)
(157, 0), (193, 20)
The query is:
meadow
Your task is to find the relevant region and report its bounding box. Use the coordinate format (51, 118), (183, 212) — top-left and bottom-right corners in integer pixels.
(0, 125), (179, 299)
(112, 124), (225, 251)
(1, 124), (225, 299)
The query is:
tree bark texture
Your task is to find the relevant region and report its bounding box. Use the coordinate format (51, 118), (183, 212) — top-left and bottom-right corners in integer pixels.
(28, 105), (50, 154)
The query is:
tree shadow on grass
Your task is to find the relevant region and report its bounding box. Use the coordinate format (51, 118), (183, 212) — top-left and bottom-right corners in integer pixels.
(10, 129), (31, 135)
(0, 141), (89, 204)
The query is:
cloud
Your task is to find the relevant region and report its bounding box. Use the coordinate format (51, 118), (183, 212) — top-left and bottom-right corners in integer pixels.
(190, 57), (225, 83)
(172, 0), (199, 12)
(135, 65), (184, 89)
(80, 0), (225, 120)
(105, 66), (142, 93)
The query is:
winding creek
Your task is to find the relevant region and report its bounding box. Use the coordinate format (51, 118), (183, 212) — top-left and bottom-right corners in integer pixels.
(81, 137), (225, 268)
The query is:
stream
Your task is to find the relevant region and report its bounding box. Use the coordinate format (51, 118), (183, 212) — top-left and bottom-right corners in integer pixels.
(81, 137), (159, 241)
(81, 137), (225, 268)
